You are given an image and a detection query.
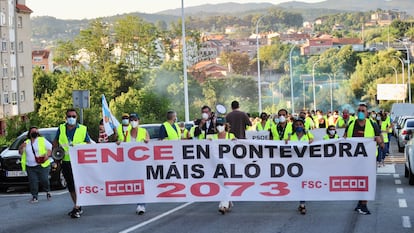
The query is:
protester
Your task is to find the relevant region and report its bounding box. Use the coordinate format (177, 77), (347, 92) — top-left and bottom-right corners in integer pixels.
(159, 110), (181, 140)
(225, 100), (251, 139)
(194, 105), (216, 139)
(344, 102), (383, 215)
(98, 119), (109, 143)
(116, 113), (131, 144)
(178, 122), (191, 139)
(19, 126), (52, 203)
(323, 125), (339, 140)
(286, 118), (313, 215)
(52, 108), (91, 218)
(270, 109), (293, 140)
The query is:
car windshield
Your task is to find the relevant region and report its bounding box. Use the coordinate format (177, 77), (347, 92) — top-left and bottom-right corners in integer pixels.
(407, 121), (414, 128)
(8, 129), (57, 150)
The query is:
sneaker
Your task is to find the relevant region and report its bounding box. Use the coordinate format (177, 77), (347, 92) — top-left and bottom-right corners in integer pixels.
(68, 207), (83, 218)
(136, 204), (146, 215)
(298, 204), (306, 215)
(30, 197), (38, 203)
(46, 193), (52, 201)
(218, 201), (233, 215)
(355, 205), (371, 215)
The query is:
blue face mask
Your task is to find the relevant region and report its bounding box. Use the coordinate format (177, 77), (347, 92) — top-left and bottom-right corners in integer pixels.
(67, 117), (77, 125)
(295, 127), (304, 133)
(122, 119), (129, 125)
(357, 112), (365, 120)
(274, 118), (280, 124)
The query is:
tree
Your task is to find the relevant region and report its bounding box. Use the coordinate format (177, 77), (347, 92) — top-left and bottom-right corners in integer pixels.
(219, 51), (250, 74)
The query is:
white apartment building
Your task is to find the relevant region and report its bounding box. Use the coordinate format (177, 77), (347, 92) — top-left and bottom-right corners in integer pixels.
(0, 0), (33, 132)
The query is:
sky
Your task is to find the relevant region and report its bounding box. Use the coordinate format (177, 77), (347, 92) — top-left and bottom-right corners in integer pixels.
(25, 0), (324, 20)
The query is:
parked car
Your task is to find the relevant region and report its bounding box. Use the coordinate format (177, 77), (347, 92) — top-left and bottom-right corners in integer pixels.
(404, 131), (414, 185)
(397, 118), (414, 152)
(0, 127), (66, 192)
(393, 116), (414, 138)
(141, 122), (195, 140)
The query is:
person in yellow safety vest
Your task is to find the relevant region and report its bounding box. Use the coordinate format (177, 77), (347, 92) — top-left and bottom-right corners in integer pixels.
(298, 111), (313, 131)
(19, 126), (53, 203)
(344, 102), (383, 215)
(285, 118), (313, 215)
(116, 113), (131, 143)
(178, 122), (191, 139)
(194, 105), (216, 139)
(384, 112), (393, 155)
(328, 110), (345, 128)
(314, 110), (328, 129)
(158, 110), (181, 140)
(256, 112), (273, 131)
(323, 125), (340, 140)
(340, 109), (354, 127)
(52, 108), (91, 218)
(270, 109), (293, 140)
(377, 112), (391, 167)
(210, 118), (236, 214)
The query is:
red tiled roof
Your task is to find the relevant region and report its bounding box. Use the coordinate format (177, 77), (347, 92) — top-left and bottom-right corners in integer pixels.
(16, 4), (33, 14)
(32, 50), (50, 59)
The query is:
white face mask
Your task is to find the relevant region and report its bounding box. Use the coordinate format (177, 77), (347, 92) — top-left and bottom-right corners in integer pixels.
(329, 130), (336, 135)
(274, 118), (280, 124)
(376, 116), (381, 120)
(217, 125), (225, 133)
(122, 119), (129, 125)
(202, 113), (209, 120)
(279, 115), (286, 123)
(130, 121), (139, 128)
(66, 117), (77, 125)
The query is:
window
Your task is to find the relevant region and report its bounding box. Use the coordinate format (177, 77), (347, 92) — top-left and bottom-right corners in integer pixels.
(18, 41), (23, 52)
(17, 16), (22, 28)
(0, 13), (5, 26)
(11, 92), (17, 105)
(3, 93), (9, 104)
(19, 66), (24, 77)
(33, 56), (42, 62)
(1, 41), (6, 52)
(20, 91), (25, 102)
(10, 42), (14, 52)
(2, 67), (7, 78)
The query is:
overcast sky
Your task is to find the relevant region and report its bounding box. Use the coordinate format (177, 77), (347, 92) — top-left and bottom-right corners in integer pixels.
(25, 0), (324, 20)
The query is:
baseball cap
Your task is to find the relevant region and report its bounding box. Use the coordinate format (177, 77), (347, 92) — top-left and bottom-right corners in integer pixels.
(122, 113), (129, 119)
(129, 113), (140, 120)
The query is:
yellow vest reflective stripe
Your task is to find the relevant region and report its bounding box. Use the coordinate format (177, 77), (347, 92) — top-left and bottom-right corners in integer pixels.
(21, 137), (50, 171)
(59, 123), (87, 161)
(163, 122), (181, 140)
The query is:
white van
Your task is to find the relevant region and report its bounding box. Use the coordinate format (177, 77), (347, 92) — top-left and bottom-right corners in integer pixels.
(390, 103), (414, 121)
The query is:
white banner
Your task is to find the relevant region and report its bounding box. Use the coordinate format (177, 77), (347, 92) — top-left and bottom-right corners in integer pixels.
(377, 84), (407, 100)
(69, 138), (377, 206)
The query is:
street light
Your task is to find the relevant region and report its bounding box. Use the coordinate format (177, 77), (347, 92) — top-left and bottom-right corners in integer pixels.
(312, 58), (324, 112)
(395, 39), (411, 103)
(326, 74), (333, 112)
(388, 65), (398, 84)
(256, 15), (266, 114)
(392, 55), (405, 85)
(181, 0), (189, 122)
(289, 45), (297, 114)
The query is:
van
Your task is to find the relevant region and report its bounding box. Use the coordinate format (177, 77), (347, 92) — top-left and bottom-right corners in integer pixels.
(390, 103), (414, 121)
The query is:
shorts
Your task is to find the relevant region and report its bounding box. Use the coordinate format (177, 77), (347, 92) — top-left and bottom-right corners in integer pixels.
(61, 161), (76, 192)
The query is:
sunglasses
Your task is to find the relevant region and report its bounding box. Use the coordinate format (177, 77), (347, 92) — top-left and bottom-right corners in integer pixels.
(67, 115), (77, 118)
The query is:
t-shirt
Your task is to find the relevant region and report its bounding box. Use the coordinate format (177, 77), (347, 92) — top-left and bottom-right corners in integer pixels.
(225, 110), (251, 139)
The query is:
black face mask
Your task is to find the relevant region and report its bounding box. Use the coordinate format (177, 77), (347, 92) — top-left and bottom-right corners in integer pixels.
(30, 132), (39, 138)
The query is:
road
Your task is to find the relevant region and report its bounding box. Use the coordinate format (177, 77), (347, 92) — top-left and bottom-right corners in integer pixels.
(0, 138), (413, 233)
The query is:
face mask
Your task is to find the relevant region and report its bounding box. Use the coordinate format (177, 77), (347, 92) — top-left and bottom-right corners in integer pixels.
(376, 116), (381, 121)
(217, 125), (225, 133)
(295, 126), (304, 133)
(274, 118), (280, 124)
(357, 112), (366, 120)
(67, 117), (76, 125)
(202, 113), (209, 120)
(130, 121), (139, 128)
(30, 132), (39, 138)
(317, 115), (323, 119)
(122, 119), (129, 125)
(333, 115), (338, 119)
(343, 113), (349, 119)
(279, 116), (286, 123)
(371, 114), (376, 118)
(328, 130), (336, 136)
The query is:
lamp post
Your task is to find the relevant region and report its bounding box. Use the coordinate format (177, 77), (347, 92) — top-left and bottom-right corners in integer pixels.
(326, 74), (333, 112)
(396, 39), (411, 103)
(256, 15), (266, 114)
(289, 45), (296, 114)
(181, 0), (189, 122)
(392, 55), (405, 85)
(388, 65), (398, 84)
(312, 58), (324, 112)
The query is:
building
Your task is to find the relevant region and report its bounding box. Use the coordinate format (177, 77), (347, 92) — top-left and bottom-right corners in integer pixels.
(32, 49), (53, 71)
(0, 0), (34, 133)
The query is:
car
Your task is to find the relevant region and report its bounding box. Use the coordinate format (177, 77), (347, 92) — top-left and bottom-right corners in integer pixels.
(0, 127), (66, 192)
(404, 131), (414, 185)
(397, 118), (414, 152)
(393, 115), (414, 138)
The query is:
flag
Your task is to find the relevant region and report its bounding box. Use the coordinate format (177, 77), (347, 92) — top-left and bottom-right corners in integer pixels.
(101, 94), (120, 136)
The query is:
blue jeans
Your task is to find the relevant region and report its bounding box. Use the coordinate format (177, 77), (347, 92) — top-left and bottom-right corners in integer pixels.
(27, 165), (50, 198)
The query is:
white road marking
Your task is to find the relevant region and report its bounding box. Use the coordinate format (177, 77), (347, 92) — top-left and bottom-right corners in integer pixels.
(119, 202), (194, 233)
(393, 174), (400, 178)
(396, 188), (404, 194)
(402, 216), (412, 228)
(399, 199), (408, 208)
(395, 179), (402, 185)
